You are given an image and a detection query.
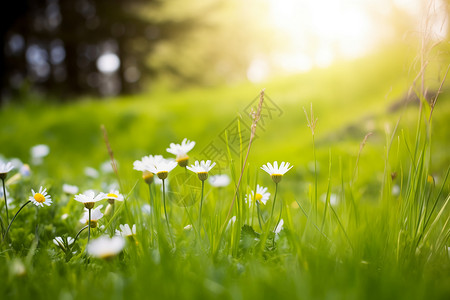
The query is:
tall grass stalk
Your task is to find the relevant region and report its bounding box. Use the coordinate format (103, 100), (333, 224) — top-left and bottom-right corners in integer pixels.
(1, 179), (8, 224)
(303, 104), (318, 220)
(215, 89), (265, 257)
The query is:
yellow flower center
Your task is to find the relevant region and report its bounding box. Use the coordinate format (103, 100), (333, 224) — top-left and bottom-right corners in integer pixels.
(107, 193), (118, 198)
(176, 156), (189, 167)
(84, 202), (95, 209)
(143, 171), (154, 184)
(157, 171), (168, 180)
(34, 193), (46, 203)
(271, 174), (283, 184)
(255, 193), (263, 201)
(197, 172), (208, 181)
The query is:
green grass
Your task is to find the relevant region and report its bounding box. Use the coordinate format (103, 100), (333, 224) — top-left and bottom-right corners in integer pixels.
(0, 44), (449, 300)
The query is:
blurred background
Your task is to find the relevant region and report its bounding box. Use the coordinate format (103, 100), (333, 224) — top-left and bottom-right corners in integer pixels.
(1, 0), (448, 102)
(0, 0), (449, 196)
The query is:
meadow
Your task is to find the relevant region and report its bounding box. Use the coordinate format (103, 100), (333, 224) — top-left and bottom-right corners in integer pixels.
(0, 44), (449, 300)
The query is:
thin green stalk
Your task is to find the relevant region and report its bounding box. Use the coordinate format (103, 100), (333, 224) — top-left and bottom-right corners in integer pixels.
(199, 180), (205, 230)
(256, 201), (263, 230)
(269, 183), (279, 227)
(2, 178), (9, 224)
(2, 200), (31, 243)
(87, 208), (91, 244)
(312, 134), (318, 220)
(274, 186), (283, 232)
(73, 225), (89, 247)
(273, 197), (283, 248)
(148, 183), (154, 242)
(330, 205), (354, 251)
(295, 198), (331, 242)
(321, 149), (332, 231)
(162, 179), (174, 246)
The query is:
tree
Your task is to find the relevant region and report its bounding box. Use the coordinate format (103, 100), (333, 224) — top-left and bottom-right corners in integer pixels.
(0, 0), (202, 102)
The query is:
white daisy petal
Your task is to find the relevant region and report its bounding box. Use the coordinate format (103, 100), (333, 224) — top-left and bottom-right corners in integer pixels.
(29, 186), (52, 207)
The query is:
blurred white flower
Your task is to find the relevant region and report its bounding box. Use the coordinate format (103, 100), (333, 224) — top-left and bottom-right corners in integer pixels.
(245, 185), (270, 205)
(186, 160), (216, 181)
(19, 164), (31, 177)
(53, 236), (74, 251)
(166, 138), (196, 167)
(133, 155), (163, 172)
(74, 190), (107, 209)
(9, 259), (26, 277)
(115, 224), (136, 237)
(29, 186), (52, 207)
(0, 161), (14, 179)
(63, 184), (79, 195)
(80, 205), (104, 227)
(226, 216), (237, 230)
(0, 187), (15, 209)
(87, 236), (125, 259)
(30, 144), (50, 165)
(84, 167), (99, 179)
(141, 204), (151, 214)
(147, 158), (178, 180)
(274, 219), (284, 234)
(184, 224), (193, 230)
(106, 190), (124, 204)
(261, 161), (293, 183)
(392, 185), (400, 196)
(100, 161), (115, 173)
(321, 193), (338, 206)
(209, 174), (231, 187)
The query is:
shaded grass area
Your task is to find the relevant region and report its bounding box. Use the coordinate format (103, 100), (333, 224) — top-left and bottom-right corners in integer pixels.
(0, 45), (449, 300)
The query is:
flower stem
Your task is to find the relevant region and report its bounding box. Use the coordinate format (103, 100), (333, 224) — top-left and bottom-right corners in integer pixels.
(199, 180), (205, 231)
(73, 225), (89, 246)
(148, 183), (154, 243)
(269, 183), (279, 227)
(162, 179), (174, 246)
(274, 197), (283, 233)
(312, 134), (318, 220)
(2, 178), (8, 224)
(256, 201), (263, 230)
(2, 200), (31, 243)
(87, 208), (91, 244)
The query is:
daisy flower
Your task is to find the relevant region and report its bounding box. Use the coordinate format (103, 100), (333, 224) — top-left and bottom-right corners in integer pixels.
(74, 190), (107, 209)
(245, 185), (270, 205)
(209, 174), (230, 187)
(106, 190), (124, 204)
(146, 158), (178, 180)
(30, 144), (50, 159)
(30, 144), (50, 165)
(53, 236), (74, 251)
(261, 161), (293, 183)
(62, 183), (79, 195)
(0, 162), (14, 179)
(87, 236), (125, 259)
(115, 224), (136, 238)
(84, 167), (99, 179)
(166, 138), (196, 167)
(133, 155), (163, 171)
(80, 205), (104, 228)
(134, 155), (165, 184)
(186, 160), (216, 181)
(29, 186), (52, 207)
